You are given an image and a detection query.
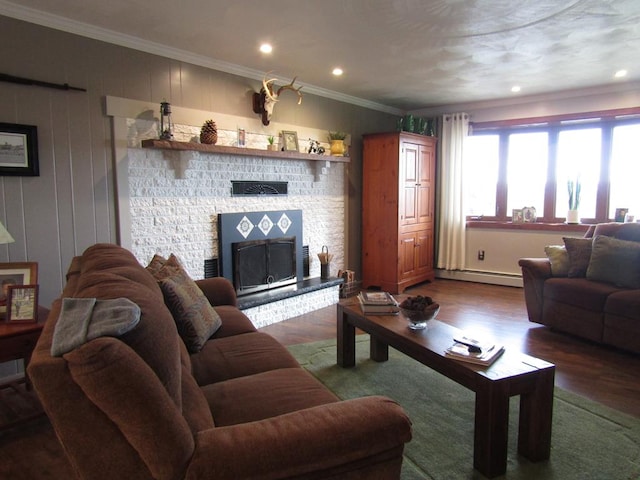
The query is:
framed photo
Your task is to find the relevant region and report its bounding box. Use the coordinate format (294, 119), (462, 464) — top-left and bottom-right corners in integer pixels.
(522, 206), (537, 223)
(0, 262), (38, 318)
(0, 123), (39, 176)
(282, 130), (299, 152)
(512, 209), (524, 223)
(614, 208), (628, 223)
(6, 284), (38, 323)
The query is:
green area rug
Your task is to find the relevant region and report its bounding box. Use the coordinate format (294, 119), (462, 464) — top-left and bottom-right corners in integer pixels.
(288, 336), (640, 480)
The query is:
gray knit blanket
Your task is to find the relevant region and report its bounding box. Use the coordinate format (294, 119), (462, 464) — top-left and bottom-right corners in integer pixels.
(51, 297), (141, 356)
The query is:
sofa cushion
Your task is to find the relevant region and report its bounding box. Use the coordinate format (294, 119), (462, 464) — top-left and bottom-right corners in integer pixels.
(544, 277), (622, 312)
(587, 235), (640, 289)
(544, 245), (569, 277)
(563, 237), (592, 277)
(202, 368), (339, 427)
(72, 244), (183, 409)
(65, 337), (194, 480)
(190, 332), (301, 386)
(590, 222), (640, 242)
(603, 290), (640, 353)
(146, 253), (168, 276)
(152, 254), (222, 353)
(604, 289), (640, 319)
(208, 305), (257, 338)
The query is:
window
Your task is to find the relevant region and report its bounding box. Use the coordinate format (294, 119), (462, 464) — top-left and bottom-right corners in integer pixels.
(463, 135), (498, 216)
(609, 124), (640, 219)
(506, 132), (548, 215)
(464, 110), (640, 223)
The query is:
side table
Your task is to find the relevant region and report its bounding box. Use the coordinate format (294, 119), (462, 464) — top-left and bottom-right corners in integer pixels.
(0, 305), (48, 430)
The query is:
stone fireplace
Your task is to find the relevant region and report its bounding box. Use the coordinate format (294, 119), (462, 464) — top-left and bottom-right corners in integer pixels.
(106, 95), (349, 328)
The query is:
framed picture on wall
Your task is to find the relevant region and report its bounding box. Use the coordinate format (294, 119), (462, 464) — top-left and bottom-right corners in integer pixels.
(0, 123), (39, 176)
(6, 284), (38, 323)
(281, 131), (299, 152)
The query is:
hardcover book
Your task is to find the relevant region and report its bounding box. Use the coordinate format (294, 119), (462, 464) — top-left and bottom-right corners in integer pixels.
(357, 292), (400, 314)
(359, 291), (397, 305)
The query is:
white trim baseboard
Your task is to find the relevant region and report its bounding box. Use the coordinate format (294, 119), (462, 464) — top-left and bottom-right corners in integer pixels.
(435, 269), (523, 288)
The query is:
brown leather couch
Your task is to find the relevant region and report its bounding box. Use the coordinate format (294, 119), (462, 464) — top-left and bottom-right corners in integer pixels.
(519, 223), (640, 354)
(29, 243), (412, 480)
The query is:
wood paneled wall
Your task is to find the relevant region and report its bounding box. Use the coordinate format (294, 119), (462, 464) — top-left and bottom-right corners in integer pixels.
(0, 15), (397, 309)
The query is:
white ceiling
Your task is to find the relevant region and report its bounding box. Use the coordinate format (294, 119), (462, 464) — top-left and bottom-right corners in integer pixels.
(2, 0), (639, 113)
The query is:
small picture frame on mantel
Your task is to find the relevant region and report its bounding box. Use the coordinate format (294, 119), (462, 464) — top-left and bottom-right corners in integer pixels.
(282, 131), (299, 152)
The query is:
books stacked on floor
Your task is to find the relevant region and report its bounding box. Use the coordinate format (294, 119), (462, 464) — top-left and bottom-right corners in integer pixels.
(357, 291), (400, 315)
(444, 334), (504, 366)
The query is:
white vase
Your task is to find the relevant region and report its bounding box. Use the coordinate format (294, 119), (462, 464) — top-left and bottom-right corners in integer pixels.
(566, 209), (580, 224)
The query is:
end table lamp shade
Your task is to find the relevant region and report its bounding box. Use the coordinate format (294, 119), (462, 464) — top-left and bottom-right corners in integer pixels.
(0, 221), (14, 244)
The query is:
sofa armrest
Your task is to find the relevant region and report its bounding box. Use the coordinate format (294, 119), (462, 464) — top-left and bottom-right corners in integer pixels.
(185, 396), (412, 480)
(518, 258), (552, 325)
(195, 277), (237, 307)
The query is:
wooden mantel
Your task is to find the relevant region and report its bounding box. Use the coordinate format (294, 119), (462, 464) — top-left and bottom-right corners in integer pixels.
(141, 139), (350, 163)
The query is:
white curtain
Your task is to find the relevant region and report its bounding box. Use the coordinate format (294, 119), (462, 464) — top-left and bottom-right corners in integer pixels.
(436, 113), (469, 270)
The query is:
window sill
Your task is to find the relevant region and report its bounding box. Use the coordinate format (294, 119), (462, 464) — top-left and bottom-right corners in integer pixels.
(466, 221), (590, 233)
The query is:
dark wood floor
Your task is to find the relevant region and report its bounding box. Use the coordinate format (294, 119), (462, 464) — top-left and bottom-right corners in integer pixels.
(0, 279), (638, 479)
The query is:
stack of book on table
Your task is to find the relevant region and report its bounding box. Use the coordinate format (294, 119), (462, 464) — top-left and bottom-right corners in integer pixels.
(357, 291), (400, 315)
(444, 334), (504, 366)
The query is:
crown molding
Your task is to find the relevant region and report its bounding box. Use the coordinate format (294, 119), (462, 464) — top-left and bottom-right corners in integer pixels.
(410, 80), (640, 117)
(0, 1), (403, 116)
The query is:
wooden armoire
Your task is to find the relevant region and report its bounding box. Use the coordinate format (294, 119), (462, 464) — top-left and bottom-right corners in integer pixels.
(361, 132), (437, 294)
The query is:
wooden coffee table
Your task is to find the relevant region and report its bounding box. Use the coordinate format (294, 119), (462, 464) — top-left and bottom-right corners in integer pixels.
(337, 297), (555, 478)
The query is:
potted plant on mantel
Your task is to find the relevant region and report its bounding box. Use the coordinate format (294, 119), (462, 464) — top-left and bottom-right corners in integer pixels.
(567, 178), (581, 224)
(328, 131), (347, 156)
(267, 135), (278, 151)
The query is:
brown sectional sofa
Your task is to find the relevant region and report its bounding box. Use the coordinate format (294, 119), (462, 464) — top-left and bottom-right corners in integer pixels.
(29, 243), (412, 479)
(519, 222), (640, 354)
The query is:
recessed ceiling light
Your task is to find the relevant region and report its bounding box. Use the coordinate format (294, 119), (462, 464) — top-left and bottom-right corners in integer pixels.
(614, 69), (628, 78)
(511, 85), (521, 93)
(332, 67), (344, 76)
(259, 43), (273, 54)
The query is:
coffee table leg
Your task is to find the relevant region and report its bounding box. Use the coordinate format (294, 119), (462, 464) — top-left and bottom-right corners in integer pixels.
(518, 367), (554, 461)
(370, 336), (389, 362)
(474, 383), (510, 478)
(337, 304), (356, 367)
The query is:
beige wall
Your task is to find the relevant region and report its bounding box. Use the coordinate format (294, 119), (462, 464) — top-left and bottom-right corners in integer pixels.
(0, 15), (397, 309)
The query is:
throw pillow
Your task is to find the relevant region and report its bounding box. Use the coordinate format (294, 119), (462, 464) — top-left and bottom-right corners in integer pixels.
(146, 254), (167, 276)
(152, 254), (222, 353)
(587, 235), (640, 288)
(563, 237), (593, 278)
(544, 245), (569, 277)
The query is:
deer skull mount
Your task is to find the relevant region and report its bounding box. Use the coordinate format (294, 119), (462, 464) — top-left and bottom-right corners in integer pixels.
(252, 75), (303, 126)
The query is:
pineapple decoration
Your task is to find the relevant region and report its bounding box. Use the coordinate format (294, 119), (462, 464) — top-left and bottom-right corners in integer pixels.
(199, 119), (218, 145)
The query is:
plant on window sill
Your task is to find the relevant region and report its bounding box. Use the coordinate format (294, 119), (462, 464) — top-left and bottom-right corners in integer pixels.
(567, 178), (581, 211)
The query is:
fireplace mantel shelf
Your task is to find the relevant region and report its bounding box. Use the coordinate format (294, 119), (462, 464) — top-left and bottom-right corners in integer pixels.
(141, 139), (350, 163)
